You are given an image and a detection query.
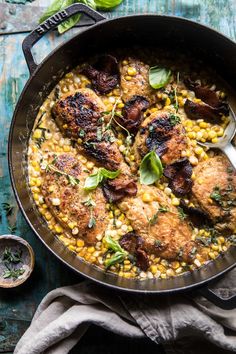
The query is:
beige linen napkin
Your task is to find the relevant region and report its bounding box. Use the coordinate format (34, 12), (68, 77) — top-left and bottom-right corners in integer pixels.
(14, 268), (236, 354)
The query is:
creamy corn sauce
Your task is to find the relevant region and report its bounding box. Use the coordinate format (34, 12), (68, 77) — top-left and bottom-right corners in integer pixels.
(28, 54), (234, 280)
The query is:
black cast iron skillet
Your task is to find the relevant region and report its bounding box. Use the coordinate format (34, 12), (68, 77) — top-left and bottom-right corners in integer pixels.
(8, 4), (236, 308)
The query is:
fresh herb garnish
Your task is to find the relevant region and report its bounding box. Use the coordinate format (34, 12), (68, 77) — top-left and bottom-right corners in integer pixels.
(3, 267), (25, 279)
(96, 127), (103, 141)
(158, 205), (169, 213)
(155, 240), (162, 247)
(1, 247), (25, 280)
(82, 197), (96, 229)
(79, 129), (85, 138)
(139, 151), (163, 185)
(2, 247), (22, 264)
(148, 206), (168, 225)
(84, 168), (120, 191)
(39, 0), (97, 34)
(82, 197), (96, 208)
(46, 164), (80, 186)
(148, 212), (159, 225)
(169, 114), (181, 126)
(190, 246), (197, 257)
(210, 186), (222, 203)
(178, 207), (187, 220)
(104, 234), (128, 268)
(88, 216), (96, 229)
(2, 203), (14, 216)
(149, 66), (172, 89)
(173, 71), (180, 112)
(95, 0), (123, 10)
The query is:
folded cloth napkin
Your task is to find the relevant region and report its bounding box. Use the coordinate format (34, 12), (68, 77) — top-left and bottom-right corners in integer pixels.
(14, 268), (236, 354)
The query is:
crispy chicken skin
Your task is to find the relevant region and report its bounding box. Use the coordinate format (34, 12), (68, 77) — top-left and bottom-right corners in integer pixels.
(133, 111), (187, 165)
(52, 88), (105, 139)
(41, 154), (109, 244)
(192, 155), (236, 234)
(52, 88), (123, 170)
(119, 57), (155, 103)
(119, 185), (196, 261)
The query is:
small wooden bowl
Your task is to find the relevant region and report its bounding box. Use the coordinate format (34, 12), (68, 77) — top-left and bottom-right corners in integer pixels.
(0, 235), (35, 288)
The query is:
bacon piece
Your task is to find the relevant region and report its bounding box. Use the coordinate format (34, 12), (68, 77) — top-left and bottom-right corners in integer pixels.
(179, 200), (212, 228)
(102, 175), (137, 202)
(184, 78), (228, 111)
(80, 55), (119, 94)
(184, 99), (228, 124)
(164, 158), (193, 197)
(117, 95), (149, 133)
(119, 232), (149, 271)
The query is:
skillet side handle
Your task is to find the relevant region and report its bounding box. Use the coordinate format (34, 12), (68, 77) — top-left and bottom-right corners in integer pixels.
(197, 285), (236, 310)
(22, 3), (106, 75)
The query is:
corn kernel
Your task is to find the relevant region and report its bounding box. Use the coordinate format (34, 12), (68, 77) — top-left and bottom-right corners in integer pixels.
(209, 252), (216, 260)
(55, 225), (63, 234)
(77, 239), (85, 247)
(199, 122), (208, 128)
(211, 137), (218, 143)
(68, 222), (75, 229)
(86, 162), (94, 169)
(187, 132), (196, 139)
(161, 273), (167, 279)
(125, 75), (132, 81)
(189, 155), (198, 165)
(87, 246), (95, 253)
(33, 193), (39, 201)
(122, 60), (128, 65)
(212, 244), (219, 251)
(194, 147), (203, 155)
(172, 198), (180, 206)
(218, 236), (225, 244)
(117, 103), (124, 109)
(171, 261), (180, 269)
(68, 245), (76, 252)
(142, 192), (153, 202)
(127, 67), (137, 76)
(63, 145), (70, 152)
(33, 129), (42, 139)
(208, 131), (217, 139)
(77, 138), (82, 144)
(45, 212), (52, 221)
(165, 97), (171, 106)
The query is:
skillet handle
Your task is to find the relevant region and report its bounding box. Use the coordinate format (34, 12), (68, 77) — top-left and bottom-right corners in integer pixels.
(198, 284), (236, 310)
(22, 3), (106, 75)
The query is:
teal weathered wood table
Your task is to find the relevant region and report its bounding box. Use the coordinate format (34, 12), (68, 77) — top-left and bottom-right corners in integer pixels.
(1, 0), (236, 352)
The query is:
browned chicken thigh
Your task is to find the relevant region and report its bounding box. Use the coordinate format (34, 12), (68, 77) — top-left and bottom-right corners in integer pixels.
(133, 111), (187, 165)
(52, 88), (123, 171)
(41, 154), (109, 244)
(119, 57), (155, 103)
(192, 155), (236, 234)
(119, 185), (196, 262)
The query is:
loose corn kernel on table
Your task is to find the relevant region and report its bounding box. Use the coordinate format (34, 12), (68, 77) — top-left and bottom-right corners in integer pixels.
(1, 0), (236, 353)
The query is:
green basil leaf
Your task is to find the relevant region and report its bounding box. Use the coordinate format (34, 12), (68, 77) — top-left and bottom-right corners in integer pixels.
(39, 0), (65, 23)
(58, 0), (97, 33)
(104, 234), (123, 253)
(84, 168), (120, 190)
(139, 151), (163, 185)
(95, 0), (123, 10)
(40, 0), (97, 34)
(105, 251), (126, 268)
(149, 66), (171, 89)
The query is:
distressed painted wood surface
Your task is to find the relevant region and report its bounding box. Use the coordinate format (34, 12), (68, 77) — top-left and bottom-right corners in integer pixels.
(0, 0), (236, 352)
